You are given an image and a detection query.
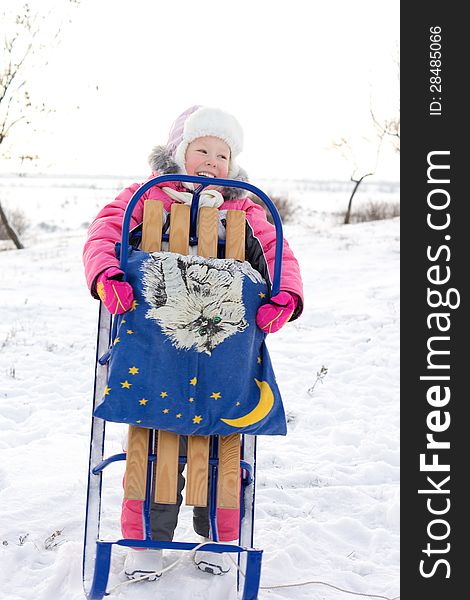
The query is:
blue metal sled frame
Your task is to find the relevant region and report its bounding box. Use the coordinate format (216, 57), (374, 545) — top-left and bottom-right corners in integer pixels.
(82, 175), (283, 599)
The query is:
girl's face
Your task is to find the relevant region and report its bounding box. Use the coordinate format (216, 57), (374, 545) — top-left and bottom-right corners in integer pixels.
(185, 136), (230, 183)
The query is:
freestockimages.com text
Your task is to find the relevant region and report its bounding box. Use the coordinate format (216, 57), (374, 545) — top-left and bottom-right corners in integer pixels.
(418, 150), (459, 579)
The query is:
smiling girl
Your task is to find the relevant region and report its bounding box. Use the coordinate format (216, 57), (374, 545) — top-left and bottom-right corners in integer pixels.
(83, 105), (304, 579)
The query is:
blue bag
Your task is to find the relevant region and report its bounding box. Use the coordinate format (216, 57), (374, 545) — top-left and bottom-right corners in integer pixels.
(94, 248), (287, 436)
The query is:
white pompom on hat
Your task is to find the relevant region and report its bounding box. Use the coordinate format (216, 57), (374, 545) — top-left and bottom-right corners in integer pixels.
(167, 106), (244, 179)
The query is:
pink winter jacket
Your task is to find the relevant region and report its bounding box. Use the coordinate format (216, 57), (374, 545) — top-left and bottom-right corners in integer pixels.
(83, 177), (304, 319)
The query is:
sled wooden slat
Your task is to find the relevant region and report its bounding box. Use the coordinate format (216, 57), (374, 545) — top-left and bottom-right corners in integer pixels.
(217, 434), (241, 509)
(197, 206), (219, 258)
(186, 435), (211, 507)
(154, 430), (180, 504)
(216, 210), (245, 509)
(124, 200), (164, 500)
(168, 203), (191, 254)
(124, 426), (150, 500)
(142, 199), (164, 253)
(225, 210), (246, 263)
(153, 203), (189, 504)
(185, 207), (218, 507)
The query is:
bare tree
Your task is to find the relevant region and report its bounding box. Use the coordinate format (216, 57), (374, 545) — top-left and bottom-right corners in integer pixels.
(332, 49), (399, 225)
(0, 1), (80, 249)
(331, 135), (383, 225)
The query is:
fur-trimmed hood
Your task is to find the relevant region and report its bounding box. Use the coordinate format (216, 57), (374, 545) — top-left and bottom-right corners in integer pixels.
(148, 145), (249, 201)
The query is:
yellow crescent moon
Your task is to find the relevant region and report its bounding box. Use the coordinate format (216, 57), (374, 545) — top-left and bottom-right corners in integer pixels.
(220, 379), (274, 428)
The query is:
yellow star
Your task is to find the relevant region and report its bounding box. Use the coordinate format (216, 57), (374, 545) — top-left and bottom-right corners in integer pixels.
(113, 337), (120, 345)
(104, 386), (111, 396)
(236, 401), (241, 406)
(210, 392), (221, 400)
(257, 356), (262, 364)
(259, 292), (266, 298)
(122, 319), (126, 324)
(126, 329), (134, 335)
(139, 398), (148, 405)
(192, 415), (202, 424)
(121, 380), (131, 389)
(163, 408), (169, 414)
(129, 366), (139, 375)
(188, 397), (195, 403)
(176, 413), (182, 418)
(160, 391), (168, 398)
(130, 300), (138, 311)
(136, 419), (142, 424)
(190, 377), (197, 386)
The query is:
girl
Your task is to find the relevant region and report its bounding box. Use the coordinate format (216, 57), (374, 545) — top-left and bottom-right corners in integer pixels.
(83, 105), (304, 579)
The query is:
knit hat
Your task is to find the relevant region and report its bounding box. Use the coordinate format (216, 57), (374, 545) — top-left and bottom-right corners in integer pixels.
(167, 105), (244, 179)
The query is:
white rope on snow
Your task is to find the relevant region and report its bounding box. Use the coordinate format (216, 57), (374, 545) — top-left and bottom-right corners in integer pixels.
(105, 542), (400, 600)
(226, 553), (400, 600)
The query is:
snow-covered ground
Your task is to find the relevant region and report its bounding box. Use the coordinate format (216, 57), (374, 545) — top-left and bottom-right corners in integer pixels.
(0, 177), (399, 600)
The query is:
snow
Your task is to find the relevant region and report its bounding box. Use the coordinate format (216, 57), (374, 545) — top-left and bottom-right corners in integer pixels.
(0, 177), (399, 599)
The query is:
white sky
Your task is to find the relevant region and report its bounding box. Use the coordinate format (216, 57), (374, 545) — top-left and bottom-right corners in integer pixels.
(4, 0), (400, 181)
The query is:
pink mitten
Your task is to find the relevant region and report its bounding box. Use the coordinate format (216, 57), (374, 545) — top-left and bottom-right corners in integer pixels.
(256, 291), (296, 334)
(96, 267), (134, 314)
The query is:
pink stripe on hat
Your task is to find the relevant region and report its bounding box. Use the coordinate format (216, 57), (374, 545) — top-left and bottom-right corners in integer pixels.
(166, 105), (202, 157)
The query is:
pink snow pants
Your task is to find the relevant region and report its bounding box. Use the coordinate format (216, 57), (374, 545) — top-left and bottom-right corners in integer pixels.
(121, 435), (240, 542)
(121, 497), (240, 542)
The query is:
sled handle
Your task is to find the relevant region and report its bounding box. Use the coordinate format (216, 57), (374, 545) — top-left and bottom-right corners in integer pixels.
(119, 174), (284, 296)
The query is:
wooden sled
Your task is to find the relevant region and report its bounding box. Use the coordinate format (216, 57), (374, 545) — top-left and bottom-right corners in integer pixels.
(83, 173), (285, 600)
